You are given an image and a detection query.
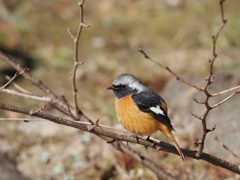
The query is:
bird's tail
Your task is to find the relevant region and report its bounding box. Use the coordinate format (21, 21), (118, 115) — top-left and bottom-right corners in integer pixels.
(168, 133), (185, 161)
(158, 124), (185, 161)
(171, 136), (185, 161)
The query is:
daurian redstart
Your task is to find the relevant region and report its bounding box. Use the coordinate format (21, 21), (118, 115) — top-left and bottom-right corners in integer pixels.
(107, 73), (185, 161)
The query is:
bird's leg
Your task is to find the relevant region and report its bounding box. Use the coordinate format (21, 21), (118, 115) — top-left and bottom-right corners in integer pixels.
(145, 135), (155, 147)
(131, 134), (141, 144)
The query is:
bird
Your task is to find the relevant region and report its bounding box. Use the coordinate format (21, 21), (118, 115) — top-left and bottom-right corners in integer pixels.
(107, 73), (185, 161)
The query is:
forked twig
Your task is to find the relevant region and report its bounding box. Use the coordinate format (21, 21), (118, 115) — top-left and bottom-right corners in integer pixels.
(69, 0), (91, 117)
(196, 0), (228, 157)
(211, 89), (240, 108)
(29, 102), (50, 115)
(5, 75), (32, 94)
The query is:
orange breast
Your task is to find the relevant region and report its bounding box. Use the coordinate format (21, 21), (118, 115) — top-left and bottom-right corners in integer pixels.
(115, 94), (163, 135)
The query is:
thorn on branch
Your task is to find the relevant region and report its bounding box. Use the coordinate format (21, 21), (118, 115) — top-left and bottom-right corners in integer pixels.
(68, 29), (75, 39)
(107, 139), (116, 143)
(30, 102), (50, 116)
(211, 76), (215, 83)
(191, 112), (202, 120)
(194, 140), (202, 146)
(88, 119), (100, 131)
(75, 60), (86, 66)
(193, 98), (205, 104)
(138, 48), (149, 59)
(81, 23), (92, 28)
(206, 125), (216, 133)
(0, 67), (29, 90)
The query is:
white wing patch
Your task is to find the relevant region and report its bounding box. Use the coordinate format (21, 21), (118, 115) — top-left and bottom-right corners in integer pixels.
(150, 105), (165, 116)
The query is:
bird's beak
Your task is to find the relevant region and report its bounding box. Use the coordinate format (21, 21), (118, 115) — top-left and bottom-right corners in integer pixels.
(107, 86), (114, 90)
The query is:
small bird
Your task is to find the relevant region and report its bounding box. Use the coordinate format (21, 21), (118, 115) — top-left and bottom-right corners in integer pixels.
(107, 73), (185, 161)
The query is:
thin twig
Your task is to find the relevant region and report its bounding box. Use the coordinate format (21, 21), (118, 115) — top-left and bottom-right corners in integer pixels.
(0, 51), (92, 123)
(70, 0), (91, 117)
(193, 98), (205, 104)
(0, 67), (29, 89)
(5, 75), (32, 94)
(211, 89), (240, 108)
(196, 0), (227, 158)
(211, 85), (240, 97)
(190, 112), (202, 120)
(138, 48), (203, 91)
(215, 137), (240, 160)
(30, 102), (50, 115)
(0, 89), (51, 102)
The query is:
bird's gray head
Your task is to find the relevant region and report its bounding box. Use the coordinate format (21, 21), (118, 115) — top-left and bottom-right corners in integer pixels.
(107, 73), (147, 99)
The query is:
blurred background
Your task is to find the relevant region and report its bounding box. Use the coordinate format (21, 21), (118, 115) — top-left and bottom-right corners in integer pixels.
(0, 0), (240, 179)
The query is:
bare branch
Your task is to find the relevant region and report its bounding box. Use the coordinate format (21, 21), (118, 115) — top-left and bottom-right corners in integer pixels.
(5, 75), (32, 94)
(138, 48), (203, 91)
(190, 112), (203, 120)
(0, 67), (28, 89)
(211, 85), (240, 97)
(193, 98), (205, 104)
(211, 89), (240, 108)
(29, 102), (50, 115)
(0, 51), (91, 123)
(112, 141), (178, 180)
(0, 89), (51, 102)
(196, 0), (227, 158)
(0, 102), (240, 174)
(70, 0), (91, 117)
(215, 137), (240, 160)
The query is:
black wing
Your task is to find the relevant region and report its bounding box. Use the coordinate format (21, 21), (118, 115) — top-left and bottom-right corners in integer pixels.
(132, 90), (174, 131)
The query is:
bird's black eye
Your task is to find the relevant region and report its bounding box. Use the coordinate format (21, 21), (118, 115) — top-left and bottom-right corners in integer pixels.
(121, 84), (126, 89)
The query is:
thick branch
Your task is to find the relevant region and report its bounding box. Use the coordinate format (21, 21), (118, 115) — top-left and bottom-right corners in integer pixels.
(0, 103), (239, 174)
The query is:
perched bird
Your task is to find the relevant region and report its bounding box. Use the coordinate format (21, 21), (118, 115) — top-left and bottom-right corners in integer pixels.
(107, 73), (185, 161)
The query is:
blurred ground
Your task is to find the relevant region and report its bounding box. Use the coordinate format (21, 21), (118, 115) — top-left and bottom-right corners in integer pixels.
(0, 0), (240, 179)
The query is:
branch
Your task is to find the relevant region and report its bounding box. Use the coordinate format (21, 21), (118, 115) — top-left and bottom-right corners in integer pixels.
(0, 103), (178, 179)
(196, 0), (228, 157)
(211, 89), (240, 108)
(138, 48), (203, 91)
(211, 85), (240, 97)
(69, 0), (91, 117)
(0, 51), (92, 123)
(0, 89), (51, 102)
(0, 103), (240, 174)
(0, 67), (28, 89)
(5, 75), (33, 94)
(215, 137), (240, 160)
(112, 141), (178, 180)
